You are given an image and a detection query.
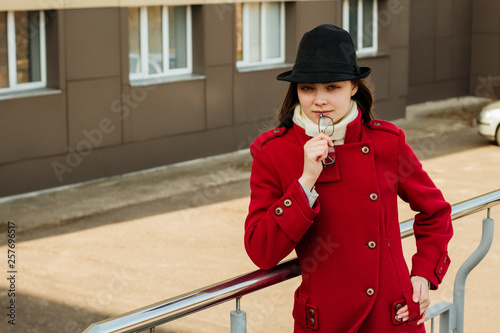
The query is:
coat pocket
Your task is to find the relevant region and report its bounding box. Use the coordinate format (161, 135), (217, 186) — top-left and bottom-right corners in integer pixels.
(402, 287), (422, 325)
(292, 288), (319, 331)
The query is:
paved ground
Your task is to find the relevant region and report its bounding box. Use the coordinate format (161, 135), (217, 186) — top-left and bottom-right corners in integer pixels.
(0, 97), (499, 333)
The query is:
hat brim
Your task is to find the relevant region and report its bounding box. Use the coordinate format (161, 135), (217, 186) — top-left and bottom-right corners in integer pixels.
(276, 67), (371, 83)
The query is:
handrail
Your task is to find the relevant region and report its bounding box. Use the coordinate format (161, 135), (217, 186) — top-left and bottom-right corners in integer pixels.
(84, 259), (301, 333)
(84, 189), (500, 333)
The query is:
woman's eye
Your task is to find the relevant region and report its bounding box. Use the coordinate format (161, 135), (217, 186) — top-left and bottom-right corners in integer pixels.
(327, 85), (339, 90)
(300, 86), (313, 91)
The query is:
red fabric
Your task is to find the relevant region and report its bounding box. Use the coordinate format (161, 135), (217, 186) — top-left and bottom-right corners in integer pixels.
(244, 114), (453, 332)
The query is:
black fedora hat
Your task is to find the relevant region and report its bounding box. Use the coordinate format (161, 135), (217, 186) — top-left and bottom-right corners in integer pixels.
(277, 24), (371, 83)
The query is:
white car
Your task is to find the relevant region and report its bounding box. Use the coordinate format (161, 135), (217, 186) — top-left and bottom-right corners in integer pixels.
(477, 101), (500, 145)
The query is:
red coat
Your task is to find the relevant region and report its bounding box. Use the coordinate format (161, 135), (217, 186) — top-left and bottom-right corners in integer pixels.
(244, 113), (453, 332)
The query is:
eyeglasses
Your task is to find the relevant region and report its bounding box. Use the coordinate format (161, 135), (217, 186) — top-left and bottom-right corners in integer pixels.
(318, 114), (336, 166)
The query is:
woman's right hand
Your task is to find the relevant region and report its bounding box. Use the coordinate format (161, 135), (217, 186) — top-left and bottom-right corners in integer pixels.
(299, 133), (333, 190)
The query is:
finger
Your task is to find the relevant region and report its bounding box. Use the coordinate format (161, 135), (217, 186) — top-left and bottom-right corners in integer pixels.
(417, 309), (428, 325)
(396, 305), (408, 315)
(420, 299), (431, 315)
(306, 147), (329, 162)
(305, 144), (330, 162)
(305, 139), (330, 151)
(412, 280), (422, 303)
(311, 133), (334, 146)
(397, 310), (409, 321)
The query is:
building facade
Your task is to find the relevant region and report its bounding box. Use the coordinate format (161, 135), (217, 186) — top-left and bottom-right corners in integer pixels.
(0, 0), (499, 197)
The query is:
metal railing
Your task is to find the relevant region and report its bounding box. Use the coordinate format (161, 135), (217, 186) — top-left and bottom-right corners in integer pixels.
(84, 189), (499, 333)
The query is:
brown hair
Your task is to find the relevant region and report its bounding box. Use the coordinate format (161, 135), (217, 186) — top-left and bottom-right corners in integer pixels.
(276, 79), (375, 128)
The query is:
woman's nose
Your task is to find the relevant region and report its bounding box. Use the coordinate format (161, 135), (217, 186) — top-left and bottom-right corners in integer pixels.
(314, 93), (327, 105)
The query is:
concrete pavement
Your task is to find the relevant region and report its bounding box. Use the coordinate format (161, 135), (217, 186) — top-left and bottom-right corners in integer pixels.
(1, 96), (499, 333)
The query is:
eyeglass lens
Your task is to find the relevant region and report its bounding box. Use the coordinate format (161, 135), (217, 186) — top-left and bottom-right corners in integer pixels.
(319, 115), (334, 137)
(318, 115), (335, 166)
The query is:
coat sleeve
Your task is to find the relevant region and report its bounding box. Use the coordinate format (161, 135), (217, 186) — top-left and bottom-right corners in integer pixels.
(396, 130), (453, 290)
(244, 142), (319, 270)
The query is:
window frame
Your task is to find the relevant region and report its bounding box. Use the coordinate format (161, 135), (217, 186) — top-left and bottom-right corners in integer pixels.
(342, 0), (378, 56)
(0, 10), (47, 94)
(129, 5), (193, 82)
(237, 1), (285, 69)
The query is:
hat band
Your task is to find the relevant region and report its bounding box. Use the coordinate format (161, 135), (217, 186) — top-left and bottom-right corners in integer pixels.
(292, 62), (361, 75)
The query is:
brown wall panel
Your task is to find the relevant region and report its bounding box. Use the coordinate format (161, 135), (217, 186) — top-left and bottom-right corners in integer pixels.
(435, 0), (454, 37)
(435, 37), (454, 81)
(409, 79), (469, 106)
(234, 69), (288, 126)
(410, 0), (435, 40)
(67, 77), (123, 149)
(122, 80), (206, 142)
(362, 55), (390, 101)
(373, 96), (407, 120)
(472, 0), (500, 34)
(408, 0), (472, 104)
(294, 1), (341, 33)
(65, 8), (121, 80)
(382, 0), (410, 49)
(204, 4), (234, 67)
(0, 93), (67, 164)
(45, 10), (65, 89)
(470, 34), (500, 75)
(469, 0), (500, 96)
(0, 120), (268, 197)
(409, 38), (435, 85)
(389, 47), (409, 98)
(206, 65), (234, 129)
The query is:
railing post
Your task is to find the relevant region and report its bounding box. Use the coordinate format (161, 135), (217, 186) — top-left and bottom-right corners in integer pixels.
(453, 211), (494, 333)
(230, 297), (246, 333)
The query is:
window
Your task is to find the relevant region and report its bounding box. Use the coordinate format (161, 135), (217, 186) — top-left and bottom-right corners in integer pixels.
(0, 10), (46, 93)
(236, 2), (285, 68)
(343, 0), (378, 55)
(128, 6), (192, 80)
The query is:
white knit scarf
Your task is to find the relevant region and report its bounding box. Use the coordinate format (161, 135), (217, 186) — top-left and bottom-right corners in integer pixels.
(292, 100), (358, 145)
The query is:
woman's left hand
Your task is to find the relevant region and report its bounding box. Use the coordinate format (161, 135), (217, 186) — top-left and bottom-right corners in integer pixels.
(396, 276), (430, 325)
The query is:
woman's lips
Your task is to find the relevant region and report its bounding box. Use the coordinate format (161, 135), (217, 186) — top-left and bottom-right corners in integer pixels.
(314, 111), (332, 116)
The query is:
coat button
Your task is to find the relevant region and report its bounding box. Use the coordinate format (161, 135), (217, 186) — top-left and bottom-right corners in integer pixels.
(394, 303), (404, 323)
(394, 303), (404, 312)
(369, 193), (378, 201)
(438, 267), (443, 274)
(284, 199), (292, 207)
(275, 207), (283, 216)
(273, 129), (281, 133)
(361, 146), (370, 154)
(366, 288), (375, 296)
(368, 241), (377, 249)
(372, 121), (381, 126)
(308, 318), (315, 326)
(308, 308), (315, 317)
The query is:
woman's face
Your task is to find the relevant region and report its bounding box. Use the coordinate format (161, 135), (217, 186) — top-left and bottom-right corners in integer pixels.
(297, 81), (358, 124)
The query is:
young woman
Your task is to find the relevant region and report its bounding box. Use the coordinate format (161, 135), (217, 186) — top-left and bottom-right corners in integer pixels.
(244, 24), (453, 332)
